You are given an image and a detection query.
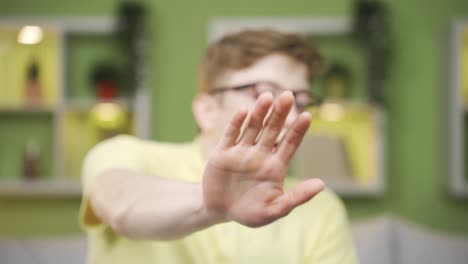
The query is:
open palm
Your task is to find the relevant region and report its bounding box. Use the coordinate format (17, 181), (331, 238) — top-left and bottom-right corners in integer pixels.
(203, 91), (324, 227)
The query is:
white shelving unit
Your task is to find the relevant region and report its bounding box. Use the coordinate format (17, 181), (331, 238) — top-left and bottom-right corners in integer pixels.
(448, 19), (468, 197)
(0, 17), (151, 197)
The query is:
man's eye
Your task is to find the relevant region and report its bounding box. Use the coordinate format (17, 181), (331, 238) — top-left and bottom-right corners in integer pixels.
(295, 95), (310, 103)
(257, 84), (275, 91)
(247, 87), (258, 97)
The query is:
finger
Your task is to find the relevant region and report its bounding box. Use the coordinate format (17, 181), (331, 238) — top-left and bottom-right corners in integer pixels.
(218, 108), (249, 148)
(275, 111), (311, 163)
(267, 178), (324, 219)
(257, 91), (295, 148)
(239, 92), (273, 145)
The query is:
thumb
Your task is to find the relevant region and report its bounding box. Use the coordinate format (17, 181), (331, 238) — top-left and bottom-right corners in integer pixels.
(268, 178), (325, 219)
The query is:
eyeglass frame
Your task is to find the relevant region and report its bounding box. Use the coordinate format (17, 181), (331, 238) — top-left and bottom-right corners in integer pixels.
(208, 80), (323, 112)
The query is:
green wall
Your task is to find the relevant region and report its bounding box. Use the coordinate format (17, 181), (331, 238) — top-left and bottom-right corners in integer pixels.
(0, 0), (468, 236)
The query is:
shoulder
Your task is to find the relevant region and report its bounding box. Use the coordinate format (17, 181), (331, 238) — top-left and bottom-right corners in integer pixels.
(141, 138), (204, 180)
(87, 134), (142, 154)
(311, 188), (346, 213)
(81, 135), (148, 191)
(85, 135), (183, 160)
(84, 135), (200, 171)
(284, 178), (348, 226)
(300, 187), (347, 221)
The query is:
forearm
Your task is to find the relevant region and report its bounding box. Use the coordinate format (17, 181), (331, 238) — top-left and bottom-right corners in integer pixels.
(90, 169), (225, 240)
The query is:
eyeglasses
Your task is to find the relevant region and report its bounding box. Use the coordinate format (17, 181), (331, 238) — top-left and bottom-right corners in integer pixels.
(209, 81), (323, 112)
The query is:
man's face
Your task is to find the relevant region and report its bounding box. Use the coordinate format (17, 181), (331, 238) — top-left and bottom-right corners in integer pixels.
(209, 53), (310, 144)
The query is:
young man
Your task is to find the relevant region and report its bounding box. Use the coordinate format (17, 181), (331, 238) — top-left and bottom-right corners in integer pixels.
(80, 29), (358, 263)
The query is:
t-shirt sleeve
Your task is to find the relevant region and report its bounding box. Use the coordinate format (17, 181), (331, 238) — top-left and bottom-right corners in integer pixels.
(79, 135), (147, 232)
(304, 189), (359, 264)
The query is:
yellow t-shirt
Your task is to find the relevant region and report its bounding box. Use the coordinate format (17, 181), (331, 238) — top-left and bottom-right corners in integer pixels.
(80, 135), (358, 264)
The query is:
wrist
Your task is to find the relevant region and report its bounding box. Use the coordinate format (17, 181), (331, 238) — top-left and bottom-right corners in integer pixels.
(196, 184), (227, 227)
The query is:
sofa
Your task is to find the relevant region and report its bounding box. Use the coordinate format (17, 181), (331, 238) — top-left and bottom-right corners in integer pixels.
(1, 215), (468, 264)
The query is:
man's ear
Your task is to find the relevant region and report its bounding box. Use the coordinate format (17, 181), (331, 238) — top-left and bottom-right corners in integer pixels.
(192, 93), (219, 133)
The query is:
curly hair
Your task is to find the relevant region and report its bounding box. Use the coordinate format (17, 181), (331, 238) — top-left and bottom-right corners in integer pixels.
(198, 29), (324, 93)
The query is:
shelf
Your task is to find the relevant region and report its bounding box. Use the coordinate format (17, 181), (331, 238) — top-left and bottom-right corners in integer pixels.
(0, 107), (55, 114)
(447, 20), (468, 197)
(0, 17), (151, 196)
(64, 97), (132, 112)
(65, 32), (131, 99)
(293, 104), (386, 197)
(0, 27), (60, 108)
(0, 180), (81, 197)
(0, 114), (54, 179)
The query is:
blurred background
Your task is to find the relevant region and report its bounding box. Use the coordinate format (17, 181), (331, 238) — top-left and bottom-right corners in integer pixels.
(0, 0), (468, 263)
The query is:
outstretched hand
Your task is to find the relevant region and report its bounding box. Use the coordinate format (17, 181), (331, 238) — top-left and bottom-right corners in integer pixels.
(202, 91), (325, 227)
